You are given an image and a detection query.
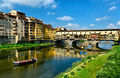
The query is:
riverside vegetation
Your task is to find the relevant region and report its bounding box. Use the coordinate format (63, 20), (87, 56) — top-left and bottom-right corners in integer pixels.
(56, 45), (120, 78)
(0, 43), (52, 51)
(96, 46), (120, 78)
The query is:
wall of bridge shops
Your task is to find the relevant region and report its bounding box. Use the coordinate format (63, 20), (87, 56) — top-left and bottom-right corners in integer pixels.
(55, 30), (120, 41)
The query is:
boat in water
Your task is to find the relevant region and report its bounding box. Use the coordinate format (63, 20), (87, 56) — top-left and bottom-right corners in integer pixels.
(13, 58), (37, 65)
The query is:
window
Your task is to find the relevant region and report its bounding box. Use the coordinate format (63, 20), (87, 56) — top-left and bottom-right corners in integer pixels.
(0, 25), (4, 27)
(21, 21), (23, 23)
(0, 29), (4, 31)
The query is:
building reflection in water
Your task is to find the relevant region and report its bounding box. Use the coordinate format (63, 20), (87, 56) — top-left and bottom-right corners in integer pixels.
(7, 45), (105, 65)
(7, 40), (114, 64)
(7, 46), (105, 69)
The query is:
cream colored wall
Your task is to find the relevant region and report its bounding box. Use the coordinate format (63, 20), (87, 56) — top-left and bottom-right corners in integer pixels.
(9, 10), (17, 16)
(56, 30), (119, 36)
(73, 32), (76, 34)
(76, 32), (80, 35)
(6, 15), (15, 37)
(0, 19), (5, 35)
(86, 32), (90, 34)
(69, 32), (73, 34)
(56, 30), (119, 40)
(16, 17), (25, 40)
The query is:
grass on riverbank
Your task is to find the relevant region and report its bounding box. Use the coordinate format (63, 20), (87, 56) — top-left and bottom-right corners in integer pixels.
(0, 43), (52, 51)
(56, 46), (120, 78)
(56, 54), (110, 78)
(96, 46), (120, 78)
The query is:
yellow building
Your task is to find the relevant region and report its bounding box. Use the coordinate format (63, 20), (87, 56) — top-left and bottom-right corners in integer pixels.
(26, 17), (55, 41)
(43, 24), (56, 40)
(51, 28), (57, 40)
(44, 24), (53, 40)
(35, 19), (44, 40)
(28, 17), (36, 40)
(27, 17), (44, 41)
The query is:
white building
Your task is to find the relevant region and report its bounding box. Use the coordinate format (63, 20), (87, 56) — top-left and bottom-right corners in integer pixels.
(0, 10), (26, 43)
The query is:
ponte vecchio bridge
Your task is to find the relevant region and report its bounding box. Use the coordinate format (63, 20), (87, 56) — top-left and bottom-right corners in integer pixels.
(55, 29), (120, 41)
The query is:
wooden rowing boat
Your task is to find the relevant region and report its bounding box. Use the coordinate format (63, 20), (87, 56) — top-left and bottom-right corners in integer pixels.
(13, 58), (37, 65)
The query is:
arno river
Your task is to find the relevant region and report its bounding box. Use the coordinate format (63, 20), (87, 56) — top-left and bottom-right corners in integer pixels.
(0, 41), (114, 78)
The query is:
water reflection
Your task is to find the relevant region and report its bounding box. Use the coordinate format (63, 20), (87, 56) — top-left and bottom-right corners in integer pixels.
(98, 41), (114, 50)
(0, 44), (109, 78)
(74, 40), (114, 50)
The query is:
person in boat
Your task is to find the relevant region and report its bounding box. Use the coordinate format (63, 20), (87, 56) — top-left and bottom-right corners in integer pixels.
(32, 57), (34, 60)
(31, 57), (37, 61)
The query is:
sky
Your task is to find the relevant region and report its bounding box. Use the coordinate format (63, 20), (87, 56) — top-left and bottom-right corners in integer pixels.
(0, 0), (120, 30)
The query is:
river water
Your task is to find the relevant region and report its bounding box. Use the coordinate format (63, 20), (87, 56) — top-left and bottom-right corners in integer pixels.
(0, 41), (114, 78)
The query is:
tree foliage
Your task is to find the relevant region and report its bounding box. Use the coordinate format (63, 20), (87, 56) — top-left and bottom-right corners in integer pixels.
(96, 49), (120, 78)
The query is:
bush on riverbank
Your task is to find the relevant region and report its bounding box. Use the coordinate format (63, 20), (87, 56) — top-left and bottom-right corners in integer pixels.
(96, 46), (120, 78)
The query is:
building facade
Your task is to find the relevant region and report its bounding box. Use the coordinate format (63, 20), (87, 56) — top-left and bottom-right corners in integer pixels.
(44, 24), (53, 39)
(0, 12), (18, 43)
(0, 10), (54, 43)
(9, 10), (26, 42)
(26, 17), (44, 41)
(0, 10), (27, 43)
(0, 12), (11, 43)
